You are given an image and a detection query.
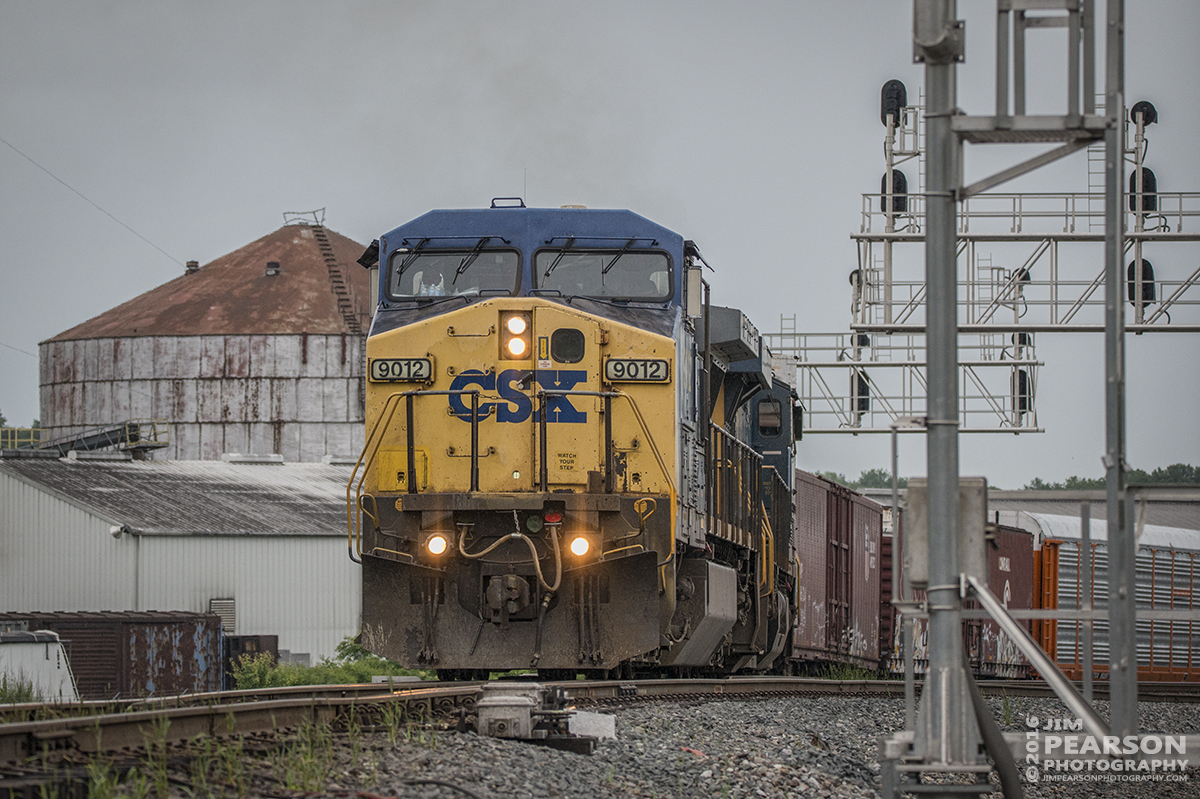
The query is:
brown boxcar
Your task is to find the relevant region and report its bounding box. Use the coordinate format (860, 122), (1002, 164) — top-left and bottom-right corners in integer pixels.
(0, 611), (223, 699)
(791, 471), (882, 670)
(882, 523), (1034, 677)
(879, 532), (896, 672)
(965, 525), (1034, 678)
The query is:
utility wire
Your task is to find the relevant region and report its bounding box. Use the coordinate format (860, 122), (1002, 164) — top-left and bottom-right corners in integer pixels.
(1, 134), (184, 267)
(0, 341), (38, 358)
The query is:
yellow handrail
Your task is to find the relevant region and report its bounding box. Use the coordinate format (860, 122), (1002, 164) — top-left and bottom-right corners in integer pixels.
(759, 509), (775, 597)
(601, 543), (646, 559)
(346, 392), (410, 560)
(612, 391), (678, 590)
(0, 428), (43, 449)
(347, 388), (680, 570)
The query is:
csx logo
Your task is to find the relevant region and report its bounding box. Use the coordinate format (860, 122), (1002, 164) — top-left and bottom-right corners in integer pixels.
(448, 369), (587, 424)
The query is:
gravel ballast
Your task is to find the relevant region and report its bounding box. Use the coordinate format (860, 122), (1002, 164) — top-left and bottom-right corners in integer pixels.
(312, 693), (1198, 799)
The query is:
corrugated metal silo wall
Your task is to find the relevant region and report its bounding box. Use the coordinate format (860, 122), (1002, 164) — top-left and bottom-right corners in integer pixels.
(39, 333), (365, 462)
(791, 471), (828, 662)
(0, 471), (137, 612)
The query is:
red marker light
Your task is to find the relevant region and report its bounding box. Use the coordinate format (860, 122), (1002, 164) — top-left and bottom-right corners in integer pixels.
(544, 511), (563, 524)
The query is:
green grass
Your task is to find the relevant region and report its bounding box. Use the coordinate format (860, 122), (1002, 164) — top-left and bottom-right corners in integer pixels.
(818, 663), (882, 681)
(0, 673), (42, 703)
(229, 635), (433, 689)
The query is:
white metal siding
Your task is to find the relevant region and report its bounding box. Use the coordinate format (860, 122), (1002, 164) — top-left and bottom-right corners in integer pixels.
(0, 472), (136, 611)
(138, 536), (360, 660)
(2, 466), (363, 662)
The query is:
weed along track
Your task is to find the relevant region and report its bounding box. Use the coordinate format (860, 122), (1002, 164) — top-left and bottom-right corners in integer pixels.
(2, 678), (1199, 797)
(0, 684), (475, 798)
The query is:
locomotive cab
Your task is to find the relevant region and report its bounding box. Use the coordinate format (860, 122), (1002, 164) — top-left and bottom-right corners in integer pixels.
(349, 204), (797, 678)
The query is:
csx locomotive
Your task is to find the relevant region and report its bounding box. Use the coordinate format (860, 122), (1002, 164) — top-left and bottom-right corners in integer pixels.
(349, 201), (801, 678)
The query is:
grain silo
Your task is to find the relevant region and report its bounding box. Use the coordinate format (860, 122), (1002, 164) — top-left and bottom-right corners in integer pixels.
(38, 220), (372, 461)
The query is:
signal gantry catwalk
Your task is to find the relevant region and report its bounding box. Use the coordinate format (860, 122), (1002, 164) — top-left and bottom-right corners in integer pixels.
(769, 80), (1199, 435)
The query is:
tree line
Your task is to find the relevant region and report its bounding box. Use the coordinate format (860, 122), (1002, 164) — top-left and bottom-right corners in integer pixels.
(1022, 463), (1200, 489)
(817, 464), (1199, 491)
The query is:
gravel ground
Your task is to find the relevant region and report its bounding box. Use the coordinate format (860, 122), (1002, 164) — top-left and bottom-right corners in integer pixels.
(71, 693), (1197, 797)
(306, 694), (1198, 799)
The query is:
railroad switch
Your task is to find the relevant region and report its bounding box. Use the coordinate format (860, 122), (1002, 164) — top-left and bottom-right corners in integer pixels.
(474, 682), (613, 754)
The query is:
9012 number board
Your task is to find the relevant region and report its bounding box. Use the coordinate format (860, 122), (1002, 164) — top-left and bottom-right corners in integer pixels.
(369, 358), (432, 382)
(604, 358), (670, 383)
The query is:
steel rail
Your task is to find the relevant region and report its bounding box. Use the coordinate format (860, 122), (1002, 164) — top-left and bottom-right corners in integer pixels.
(0, 681), (415, 724)
(0, 683), (469, 765)
(3, 677), (1198, 765)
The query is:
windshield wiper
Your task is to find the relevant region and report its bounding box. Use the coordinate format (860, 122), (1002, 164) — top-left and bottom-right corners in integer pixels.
(453, 237), (491, 285)
(601, 238), (637, 275)
(541, 238), (576, 279)
(394, 238), (431, 277)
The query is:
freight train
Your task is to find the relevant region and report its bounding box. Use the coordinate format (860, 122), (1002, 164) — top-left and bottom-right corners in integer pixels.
(346, 202), (1200, 683)
(348, 202), (799, 679)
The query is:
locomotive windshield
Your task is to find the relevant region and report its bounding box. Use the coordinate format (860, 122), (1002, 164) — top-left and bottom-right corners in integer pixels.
(535, 250), (671, 301)
(387, 249), (519, 299)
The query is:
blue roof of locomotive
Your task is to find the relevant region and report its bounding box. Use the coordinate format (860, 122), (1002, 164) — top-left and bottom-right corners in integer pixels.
(381, 206), (685, 256)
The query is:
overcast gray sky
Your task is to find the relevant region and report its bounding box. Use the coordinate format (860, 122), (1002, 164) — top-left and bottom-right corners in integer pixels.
(2, 1), (1196, 488)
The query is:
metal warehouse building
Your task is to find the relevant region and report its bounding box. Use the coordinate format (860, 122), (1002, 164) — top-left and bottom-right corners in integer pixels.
(38, 221), (371, 462)
(0, 452), (360, 662)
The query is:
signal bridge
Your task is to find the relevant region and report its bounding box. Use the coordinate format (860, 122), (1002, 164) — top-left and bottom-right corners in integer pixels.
(769, 89), (1199, 434)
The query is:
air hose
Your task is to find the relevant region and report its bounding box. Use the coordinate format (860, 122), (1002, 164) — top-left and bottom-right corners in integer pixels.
(530, 591), (554, 668)
(457, 526), (562, 592)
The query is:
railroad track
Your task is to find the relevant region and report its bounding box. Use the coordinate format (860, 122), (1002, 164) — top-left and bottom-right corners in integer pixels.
(3, 676), (1198, 769)
(0, 681), (421, 725)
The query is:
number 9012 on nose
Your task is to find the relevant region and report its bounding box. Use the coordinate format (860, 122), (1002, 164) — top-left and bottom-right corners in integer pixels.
(603, 358), (670, 383)
(369, 358), (433, 382)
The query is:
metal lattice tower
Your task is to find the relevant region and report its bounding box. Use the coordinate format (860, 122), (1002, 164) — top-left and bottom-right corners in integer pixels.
(768, 3), (1200, 797)
(769, 17), (1198, 438)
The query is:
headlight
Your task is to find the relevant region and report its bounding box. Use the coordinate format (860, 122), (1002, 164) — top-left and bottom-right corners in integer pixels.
(569, 536), (590, 557)
(426, 534), (448, 556)
(500, 312), (532, 360)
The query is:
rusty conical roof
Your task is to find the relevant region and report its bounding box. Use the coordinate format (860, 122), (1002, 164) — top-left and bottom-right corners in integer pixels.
(49, 225), (370, 341)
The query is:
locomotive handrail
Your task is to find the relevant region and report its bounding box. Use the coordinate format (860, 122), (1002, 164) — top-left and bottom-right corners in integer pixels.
(601, 543), (646, 559)
(538, 387), (678, 591)
(535, 388), (677, 499)
(346, 389), (482, 562)
(708, 424), (763, 550)
(347, 392), (404, 562)
(759, 513), (774, 597)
